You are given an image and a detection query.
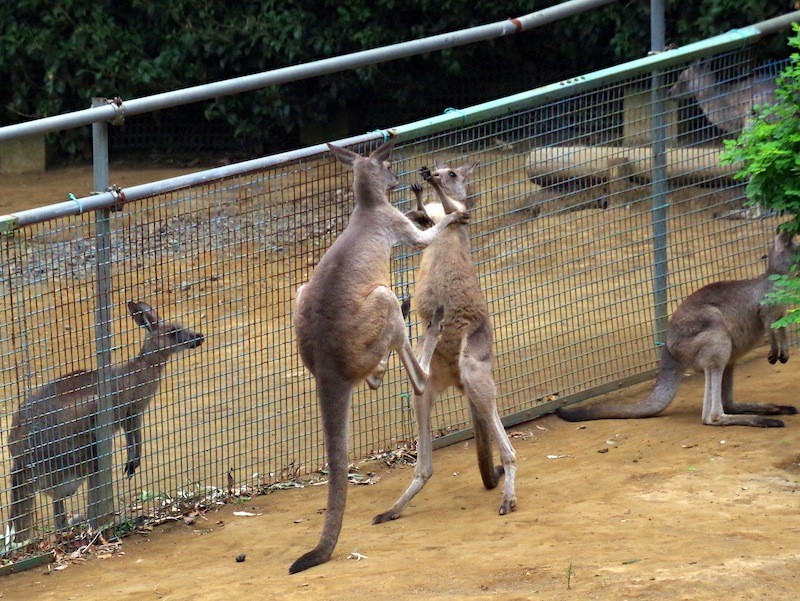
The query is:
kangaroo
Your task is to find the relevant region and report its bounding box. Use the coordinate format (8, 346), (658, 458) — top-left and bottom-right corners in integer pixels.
(8, 301), (204, 543)
(557, 230), (798, 427)
(290, 139), (468, 574)
(669, 60), (776, 135)
(373, 160), (517, 525)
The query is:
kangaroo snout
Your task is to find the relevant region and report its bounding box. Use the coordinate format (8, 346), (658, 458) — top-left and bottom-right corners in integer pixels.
(178, 330), (204, 349)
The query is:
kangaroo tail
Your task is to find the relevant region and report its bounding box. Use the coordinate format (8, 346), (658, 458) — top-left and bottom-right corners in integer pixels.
(289, 378), (353, 574)
(556, 348), (682, 421)
(470, 403), (503, 490)
(9, 456), (35, 542)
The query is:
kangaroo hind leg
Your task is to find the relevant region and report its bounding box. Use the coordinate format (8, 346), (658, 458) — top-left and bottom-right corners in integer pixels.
(720, 365), (797, 417)
(703, 360), (785, 427)
(460, 326), (516, 515)
(373, 375), (443, 524)
(366, 296), (412, 390)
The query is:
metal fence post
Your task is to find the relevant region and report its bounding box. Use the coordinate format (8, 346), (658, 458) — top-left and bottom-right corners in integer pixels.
(91, 97), (116, 530)
(650, 0), (669, 346)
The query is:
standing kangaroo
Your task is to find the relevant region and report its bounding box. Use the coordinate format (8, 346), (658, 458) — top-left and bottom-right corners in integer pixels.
(669, 60), (776, 135)
(8, 301), (204, 542)
(557, 230), (798, 427)
(373, 160), (517, 524)
(291, 140), (468, 574)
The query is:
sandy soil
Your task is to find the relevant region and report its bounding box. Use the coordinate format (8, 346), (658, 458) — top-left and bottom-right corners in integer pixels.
(0, 163), (798, 600)
(0, 350), (797, 601)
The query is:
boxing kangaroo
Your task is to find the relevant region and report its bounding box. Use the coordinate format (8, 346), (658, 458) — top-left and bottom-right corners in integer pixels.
(557, 230), (798, 427)
(373, 160), (517, 525)
(8, 301), (204, 542)
(291, 140), (468, 574)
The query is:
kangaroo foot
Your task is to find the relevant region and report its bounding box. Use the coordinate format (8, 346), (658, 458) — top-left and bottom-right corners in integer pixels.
(499, 496), (517, 516)
(776, 405), (798, 415)
(372, 510), (400, 525)
(289, 546), (332, 574)
(704, 413), (786, 427)
(754, 418), (786, 428)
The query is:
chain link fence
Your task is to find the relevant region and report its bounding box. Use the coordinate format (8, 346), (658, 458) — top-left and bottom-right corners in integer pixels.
(0, 39), (793, 568)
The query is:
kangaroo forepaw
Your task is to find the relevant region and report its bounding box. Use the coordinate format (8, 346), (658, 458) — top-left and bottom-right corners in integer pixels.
(777, 405), (798, 415)
(123, 462), (138, 478)
(372, 511), (399, 525)
(419, 166), (432, 181)
(498, 497), (517, 516)
(779, 353), (789, 364)
(768, 353), (778, 364)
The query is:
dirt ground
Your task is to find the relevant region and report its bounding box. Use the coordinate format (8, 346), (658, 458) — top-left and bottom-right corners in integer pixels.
(1, 164), (798, 600)
(0, 350), (796, 601)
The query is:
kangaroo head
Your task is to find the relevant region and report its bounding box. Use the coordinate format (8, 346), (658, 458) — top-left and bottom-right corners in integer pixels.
(766, 229), (798, 276)
(128, 301), (204, 362)
(328, 139), (399, 205)
(419, 160), (478, 223)
(669, 61), (715, 99)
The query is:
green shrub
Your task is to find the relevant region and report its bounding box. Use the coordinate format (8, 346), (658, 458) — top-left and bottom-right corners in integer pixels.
(720, 23), (800, 326)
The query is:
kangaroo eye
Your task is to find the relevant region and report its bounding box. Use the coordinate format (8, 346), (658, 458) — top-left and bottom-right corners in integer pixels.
(449, 171), (457, 178)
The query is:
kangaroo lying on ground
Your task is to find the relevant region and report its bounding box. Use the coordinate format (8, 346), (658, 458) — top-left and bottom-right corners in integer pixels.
(291, 140), (468, 574)
(8, 301), (204, 542)
(557, 230), (798, 427)
(669, 60), (776, 135)
(373, 160), (517, 524)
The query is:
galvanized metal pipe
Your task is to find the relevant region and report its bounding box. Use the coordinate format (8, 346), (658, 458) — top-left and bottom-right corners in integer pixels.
(91, 98), (117, 531)
(0, 0), (619, 143)
(2, 8), (800, 229)
(650, 0), (670, 346)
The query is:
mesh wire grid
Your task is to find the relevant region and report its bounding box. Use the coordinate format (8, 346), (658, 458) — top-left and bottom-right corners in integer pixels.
(0, 45), (793, 561)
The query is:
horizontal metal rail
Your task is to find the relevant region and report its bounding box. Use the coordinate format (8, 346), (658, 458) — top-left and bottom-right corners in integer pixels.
(0, 0), (618, 144)
(1, 7), (798, 231)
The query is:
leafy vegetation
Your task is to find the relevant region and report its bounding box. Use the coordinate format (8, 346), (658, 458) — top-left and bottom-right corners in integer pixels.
(721, 24), (800, 326)
(0, 1), (795, 159)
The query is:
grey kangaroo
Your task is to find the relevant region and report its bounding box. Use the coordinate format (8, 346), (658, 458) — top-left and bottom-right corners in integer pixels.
(8, 301), (204, 542)
(373, 160), (517, 525)
(669, 60), (776, 135)
(557, 230), (798, 427)
(291, 140), (468, 574)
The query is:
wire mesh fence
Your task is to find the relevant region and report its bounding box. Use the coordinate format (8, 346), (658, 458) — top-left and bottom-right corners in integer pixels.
(0, 42), (793, 565)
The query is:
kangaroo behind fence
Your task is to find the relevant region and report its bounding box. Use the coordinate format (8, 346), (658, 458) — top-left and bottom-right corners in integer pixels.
(372, 160), (517, 526)
(7, 300), (204, 544)
(669, 59), (776, 135)
(557, 230), (798, 427)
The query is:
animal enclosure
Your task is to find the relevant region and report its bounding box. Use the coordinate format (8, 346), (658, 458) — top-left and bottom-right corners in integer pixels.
(0, 40), (794, 568)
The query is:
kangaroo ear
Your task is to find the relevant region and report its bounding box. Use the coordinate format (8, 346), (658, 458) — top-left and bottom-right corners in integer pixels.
(458, 161), (479, 178)
(433, 159), (445, 170)
(327, 143), (360, 167)
(369, 138), (395, 162)
(128, 301), (159, 331)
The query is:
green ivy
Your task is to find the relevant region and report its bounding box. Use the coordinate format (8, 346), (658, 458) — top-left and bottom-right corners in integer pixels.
(720, 23), (800, 327)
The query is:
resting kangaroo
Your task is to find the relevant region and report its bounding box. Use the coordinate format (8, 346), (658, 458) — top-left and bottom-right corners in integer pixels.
(557, 230), (798, 427)
(669, 60), (776, 135)
(291, 140), (468, 574)
(373, 160), (517, 524)
(8, 301), (204, 542)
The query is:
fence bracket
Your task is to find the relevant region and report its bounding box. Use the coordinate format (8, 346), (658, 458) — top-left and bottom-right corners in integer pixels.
(0, 214), (20, 235)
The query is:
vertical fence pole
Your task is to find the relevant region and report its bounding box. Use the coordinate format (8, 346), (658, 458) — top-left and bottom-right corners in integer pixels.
(91, 97), (116, 530)
(649, 0), (669, 346)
